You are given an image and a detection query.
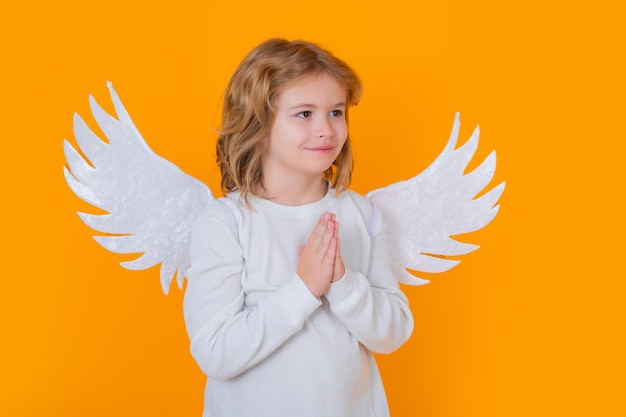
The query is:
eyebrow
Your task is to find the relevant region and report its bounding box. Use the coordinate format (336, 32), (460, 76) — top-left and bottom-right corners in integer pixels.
(286, 102), (346, 111)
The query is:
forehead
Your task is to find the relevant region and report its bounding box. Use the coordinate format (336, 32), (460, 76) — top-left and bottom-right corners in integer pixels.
(276, 73), (347, 106)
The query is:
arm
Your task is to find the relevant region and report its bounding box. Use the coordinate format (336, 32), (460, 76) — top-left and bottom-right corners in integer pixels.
(183, 202), (321, 380)
(324, 215), (414, 354)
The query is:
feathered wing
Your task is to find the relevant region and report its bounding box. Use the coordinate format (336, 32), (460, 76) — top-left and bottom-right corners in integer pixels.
(63, 82), (214, 294)
(366, 113), (505, 285)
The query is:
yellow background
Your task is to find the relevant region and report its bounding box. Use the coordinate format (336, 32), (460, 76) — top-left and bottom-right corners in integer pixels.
(2, 1), (624, 416)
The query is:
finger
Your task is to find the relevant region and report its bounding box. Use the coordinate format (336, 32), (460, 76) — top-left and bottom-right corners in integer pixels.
(325, 237), (338, 266)
(307, 213), (330, 247)
(334, 221), (341, 260)
(316, 218), (335, 257)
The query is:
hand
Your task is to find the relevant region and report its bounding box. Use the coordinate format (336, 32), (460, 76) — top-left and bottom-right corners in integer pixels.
(332, 220), (345, 282)
(297, 213), (338, 298)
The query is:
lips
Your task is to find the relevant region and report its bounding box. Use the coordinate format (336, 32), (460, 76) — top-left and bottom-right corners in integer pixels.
(306, 146), (335, 153)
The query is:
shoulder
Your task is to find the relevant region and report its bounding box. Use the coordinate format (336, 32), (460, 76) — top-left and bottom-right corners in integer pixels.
(336, 189), (372, 214)
(194, 193), (243, 234)
(335, 189), (381, 236)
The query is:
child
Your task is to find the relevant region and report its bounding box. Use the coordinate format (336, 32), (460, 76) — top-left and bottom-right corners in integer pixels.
(183, 38), (414, 417)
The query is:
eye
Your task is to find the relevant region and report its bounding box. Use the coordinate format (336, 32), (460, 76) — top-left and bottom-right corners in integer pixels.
(296, 111), (312, 118)
(330, 109), (344, 117)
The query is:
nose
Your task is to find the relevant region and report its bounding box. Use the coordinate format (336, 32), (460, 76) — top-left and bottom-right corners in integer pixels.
(315, 116), (333, 138)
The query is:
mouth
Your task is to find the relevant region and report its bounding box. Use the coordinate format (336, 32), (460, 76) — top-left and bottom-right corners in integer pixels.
(305, 146), (335, 153)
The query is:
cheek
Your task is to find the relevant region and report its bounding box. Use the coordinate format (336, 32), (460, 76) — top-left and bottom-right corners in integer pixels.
(339, 133), (348, 148)
(337, 131), (349, 154)
(335, 119), (348, 140)
(339, 124), (348, 143)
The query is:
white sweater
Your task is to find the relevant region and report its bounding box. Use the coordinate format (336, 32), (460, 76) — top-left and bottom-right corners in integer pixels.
(183, 188), (414, 417)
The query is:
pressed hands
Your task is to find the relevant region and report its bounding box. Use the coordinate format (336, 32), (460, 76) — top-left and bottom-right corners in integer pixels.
(297, 213), (345, 298)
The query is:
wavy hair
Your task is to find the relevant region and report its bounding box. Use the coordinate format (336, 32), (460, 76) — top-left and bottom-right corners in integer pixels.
(216, 38), (363, 203)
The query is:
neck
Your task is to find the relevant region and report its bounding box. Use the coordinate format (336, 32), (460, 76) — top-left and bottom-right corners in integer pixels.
(256, 175), (328, 206)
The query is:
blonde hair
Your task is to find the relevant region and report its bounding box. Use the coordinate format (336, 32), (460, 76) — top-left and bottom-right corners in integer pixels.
(216, 38), (363, 202)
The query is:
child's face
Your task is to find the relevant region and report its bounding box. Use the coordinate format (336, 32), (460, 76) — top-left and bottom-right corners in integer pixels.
(264, 73), (348, 182)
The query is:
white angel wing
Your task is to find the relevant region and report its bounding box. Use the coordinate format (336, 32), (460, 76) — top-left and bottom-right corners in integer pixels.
(366, 112), (505, 285)
(63, 82), (214, 294)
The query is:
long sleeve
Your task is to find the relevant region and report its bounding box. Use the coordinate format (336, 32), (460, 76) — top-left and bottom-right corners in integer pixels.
(183, 202), (321, 381)
(185, 190), (411, 417)
(324, 213), (414, 354)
